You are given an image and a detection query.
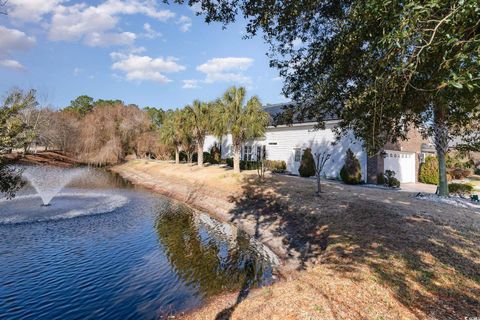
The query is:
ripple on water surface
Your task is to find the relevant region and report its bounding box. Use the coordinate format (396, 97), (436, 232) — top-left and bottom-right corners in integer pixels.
(0, 174), (277, 320)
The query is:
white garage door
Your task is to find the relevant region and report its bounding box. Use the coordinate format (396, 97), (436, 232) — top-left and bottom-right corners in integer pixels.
(383, 150), (416, 183)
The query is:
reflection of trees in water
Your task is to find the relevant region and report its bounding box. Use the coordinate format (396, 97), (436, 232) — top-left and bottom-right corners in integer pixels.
(154, 205), (269, 298)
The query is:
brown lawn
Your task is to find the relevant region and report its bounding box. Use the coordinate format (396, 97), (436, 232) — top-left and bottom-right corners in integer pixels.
(112, 160), (480, 320)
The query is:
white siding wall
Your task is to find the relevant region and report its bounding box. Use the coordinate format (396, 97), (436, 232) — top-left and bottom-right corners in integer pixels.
(203, 134), (233, 158)
(204, 122), (368, 181)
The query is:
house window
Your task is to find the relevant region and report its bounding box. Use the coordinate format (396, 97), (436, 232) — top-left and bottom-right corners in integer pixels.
(256, 146), (263, 160)
(294, 148), (301, 162)
(244, 146), (252, 161)
(268, 142), (278, 145)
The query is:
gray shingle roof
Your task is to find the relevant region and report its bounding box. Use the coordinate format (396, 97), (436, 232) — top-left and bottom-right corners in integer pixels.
(263, 102), (339, 126)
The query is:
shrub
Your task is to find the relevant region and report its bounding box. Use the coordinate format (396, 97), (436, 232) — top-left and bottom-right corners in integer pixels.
(225, 158), (259, 170)
(384, 170), (400, 188)
(448, 168), (473, 180)
(179, 151), (187, 162)
(475, 167), (480, 175)
(448, 183), (474, 197)
(298, 148), (315, 177)
(209, 145), (221, 164)
(340, 148), (362, 184)
(265, 160), (287, 173)
(192, 152), (211, 163)
(419, 156), (439, 185)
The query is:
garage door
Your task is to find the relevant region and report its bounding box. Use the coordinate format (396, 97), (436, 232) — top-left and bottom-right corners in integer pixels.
(383, 150), (416, 183)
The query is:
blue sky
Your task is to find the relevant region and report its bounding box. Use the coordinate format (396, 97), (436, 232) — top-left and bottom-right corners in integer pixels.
(0, 0), (286, 109)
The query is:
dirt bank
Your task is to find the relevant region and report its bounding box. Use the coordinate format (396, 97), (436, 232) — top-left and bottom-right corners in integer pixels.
(2, 151), (81, 167)
(112, 160), (480, 320)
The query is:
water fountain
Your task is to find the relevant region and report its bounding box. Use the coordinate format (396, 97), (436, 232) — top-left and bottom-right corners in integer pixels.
(22, 166), (85, 206)
(0, 166), (129, 224)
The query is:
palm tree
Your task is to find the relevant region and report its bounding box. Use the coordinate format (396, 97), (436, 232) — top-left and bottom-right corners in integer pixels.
(159, 110), (183, 164)
(185, 100), (211, 166)
(222, 86), (269, 173)
(179, 108), (196, 163)
(210, 99), (228, 159)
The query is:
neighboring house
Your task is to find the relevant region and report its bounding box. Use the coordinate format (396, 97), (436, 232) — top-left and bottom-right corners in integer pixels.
(204, 103), (427, 184)
(367, 129), (430, 184)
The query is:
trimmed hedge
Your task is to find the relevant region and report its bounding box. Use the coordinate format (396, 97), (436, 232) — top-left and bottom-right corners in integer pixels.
(340, 148), (362, 184)
(225, 158), (259, 170)
(448, 183), (474, 197)
(298, 148), (315, 177)
(265, 160), (287, 173)
(225, 158), (287, 172)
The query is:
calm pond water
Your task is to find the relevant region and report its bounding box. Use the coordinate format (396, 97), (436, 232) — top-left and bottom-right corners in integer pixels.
(0, 169), (276, 319)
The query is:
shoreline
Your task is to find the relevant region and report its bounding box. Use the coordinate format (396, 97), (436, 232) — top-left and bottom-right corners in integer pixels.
(110, 161), (302, 273)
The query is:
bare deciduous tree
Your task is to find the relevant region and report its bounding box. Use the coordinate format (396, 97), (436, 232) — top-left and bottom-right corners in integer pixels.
(314, 150), (331, 196)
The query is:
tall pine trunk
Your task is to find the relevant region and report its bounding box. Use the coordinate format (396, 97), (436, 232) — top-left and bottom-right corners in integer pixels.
(434, 107), (449, 196)
(197, 140), (204, 167)
(233, 144), (241, 173)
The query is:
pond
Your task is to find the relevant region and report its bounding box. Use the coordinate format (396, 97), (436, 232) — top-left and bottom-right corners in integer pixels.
(0, 168), (277, 319)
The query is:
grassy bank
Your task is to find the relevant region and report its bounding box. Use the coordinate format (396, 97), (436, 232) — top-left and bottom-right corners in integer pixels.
(112, 160), (480, 319)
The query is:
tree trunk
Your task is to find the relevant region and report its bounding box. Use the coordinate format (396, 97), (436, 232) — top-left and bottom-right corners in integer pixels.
(197, 141), (204, 167)
(434, 107), (449, 196)
(175, 148), (180, 164)
(218, 136), (223, 160)
(316, 174), (321, 195)
(233, 144), (241, 173)
(437, 150), (448, 196)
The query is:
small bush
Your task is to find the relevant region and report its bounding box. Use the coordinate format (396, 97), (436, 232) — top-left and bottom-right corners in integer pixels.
(384, 170), (400, 188)
(475, 167), (480, 175)
(265, 160), (287, 173)
(179, 151), (187, 162)
(448, 183), (474, 197)
(192, 152), (211, 163)
(209, 145), (221, 164)
(340, 148), (362, 184)
(298, 148), (315, 177)
(419, 156), (439, 185)
(225, 158), (259, 170)
(448, 168), (473, 180)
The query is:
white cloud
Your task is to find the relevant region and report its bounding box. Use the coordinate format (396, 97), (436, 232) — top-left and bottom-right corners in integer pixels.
(9, 0), (175, 47)
(142, 23), (161, 39)
(84, 32), (136, 47)
(111, 53), (186, 83)
(0, 25), (35, 71)
(7, 0), (61, 23)
(196, 57), (253, 84)
(0, 25), (36, 53)
(182, 79), (199, 89)
(176, 15), (192, 32)
(0, 59), (25, 70)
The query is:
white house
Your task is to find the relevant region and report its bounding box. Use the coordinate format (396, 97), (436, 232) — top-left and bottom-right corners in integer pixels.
(204, 103), (368, 181)
(204, 103), (426, 183)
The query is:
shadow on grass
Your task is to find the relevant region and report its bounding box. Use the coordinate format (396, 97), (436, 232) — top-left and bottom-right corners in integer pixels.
(224, 175), (480, 319)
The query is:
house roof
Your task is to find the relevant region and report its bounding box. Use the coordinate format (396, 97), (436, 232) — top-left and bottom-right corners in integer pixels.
(263, 102), (339, 126)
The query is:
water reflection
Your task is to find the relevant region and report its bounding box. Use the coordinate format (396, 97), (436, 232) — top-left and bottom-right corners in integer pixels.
(155, 203), (274, 298)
